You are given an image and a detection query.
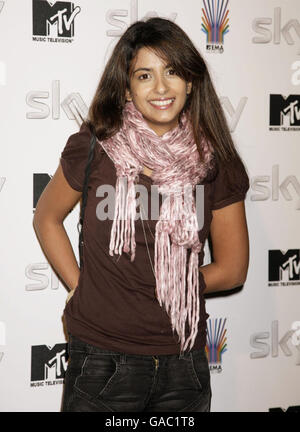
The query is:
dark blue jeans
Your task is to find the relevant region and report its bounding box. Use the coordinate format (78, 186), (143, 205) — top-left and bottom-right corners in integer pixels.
(61, 334), (211, 412)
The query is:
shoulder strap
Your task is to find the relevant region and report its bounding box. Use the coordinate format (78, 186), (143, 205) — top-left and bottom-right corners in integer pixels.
(77, 132), (97, 269)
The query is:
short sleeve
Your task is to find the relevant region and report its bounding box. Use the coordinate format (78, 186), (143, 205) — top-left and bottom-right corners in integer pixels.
(60, 122), (100, 192)
(211, 156), (250, 210)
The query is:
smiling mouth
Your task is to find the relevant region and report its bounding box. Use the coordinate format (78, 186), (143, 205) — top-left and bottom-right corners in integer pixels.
(149, 98), (175, 109)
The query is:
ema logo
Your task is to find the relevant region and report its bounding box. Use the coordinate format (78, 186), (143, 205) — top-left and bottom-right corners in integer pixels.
(269, 94), (300, 131)
(32, 0), (81, 44)
(268, 249), (300, 287)
(201, 0), (229, 54)
(205, 318), (227, 373)
(31, 343), (68, 387)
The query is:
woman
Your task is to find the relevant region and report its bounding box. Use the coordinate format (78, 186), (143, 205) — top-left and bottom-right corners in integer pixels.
(33, 18), (249, 412)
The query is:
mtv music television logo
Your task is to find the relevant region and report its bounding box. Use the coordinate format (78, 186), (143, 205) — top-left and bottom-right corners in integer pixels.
(201, 0), (230, 54)
(205, 318), (227, 373)
(32, 0), (81, 43)
(33, 173), (51, 210)
(269, 94), (300, 131)
(31, 343), (68, 387)
(268, 249), (300, 287)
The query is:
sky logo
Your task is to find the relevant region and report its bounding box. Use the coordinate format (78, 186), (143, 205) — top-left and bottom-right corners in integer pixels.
(106, 0), (177, 38)
(252, 7), (300, 55)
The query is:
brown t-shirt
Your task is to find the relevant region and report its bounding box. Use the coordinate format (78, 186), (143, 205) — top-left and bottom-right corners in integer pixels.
(60, 123), (249, 355)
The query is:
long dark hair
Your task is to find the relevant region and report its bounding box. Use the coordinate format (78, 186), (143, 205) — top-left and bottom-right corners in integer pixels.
(87, 18), (244, 168)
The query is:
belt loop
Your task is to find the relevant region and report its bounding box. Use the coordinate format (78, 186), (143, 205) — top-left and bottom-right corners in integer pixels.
(179, 350), (185, 360)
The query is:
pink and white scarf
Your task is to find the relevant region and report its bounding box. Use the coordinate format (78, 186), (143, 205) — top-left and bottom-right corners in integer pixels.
(98, 101), (214, 352)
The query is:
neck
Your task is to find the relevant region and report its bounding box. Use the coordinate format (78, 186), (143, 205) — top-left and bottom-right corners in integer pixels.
(144, 119), (180, 137)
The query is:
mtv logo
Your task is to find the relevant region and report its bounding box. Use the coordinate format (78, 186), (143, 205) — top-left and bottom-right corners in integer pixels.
(270, 94), (300, 126)
(44, 349), (67, 379)
(31, 343), (68, 381)
(33, 173), (52, 211)
(32, 0), (81, 38)
(269, 249), (300, 282)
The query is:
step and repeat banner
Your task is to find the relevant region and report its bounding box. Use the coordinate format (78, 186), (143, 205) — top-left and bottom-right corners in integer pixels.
(0, 0), (299, 412)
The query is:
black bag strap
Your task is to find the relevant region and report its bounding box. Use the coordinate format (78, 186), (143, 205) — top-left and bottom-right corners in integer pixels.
(77, 130), (97, 269)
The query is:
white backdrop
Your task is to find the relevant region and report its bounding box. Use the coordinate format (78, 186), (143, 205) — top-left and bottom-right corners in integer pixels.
(0, 0), (299, 412)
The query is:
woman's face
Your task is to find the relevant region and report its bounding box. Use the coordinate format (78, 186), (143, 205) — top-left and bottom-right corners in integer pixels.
(126, 47), (192, 136)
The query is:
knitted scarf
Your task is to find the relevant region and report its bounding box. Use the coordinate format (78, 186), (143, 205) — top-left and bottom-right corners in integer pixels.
(98, 101), (214, 352)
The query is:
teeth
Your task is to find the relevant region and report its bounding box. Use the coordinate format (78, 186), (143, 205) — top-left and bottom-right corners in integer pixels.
(150, 99), (174, 106)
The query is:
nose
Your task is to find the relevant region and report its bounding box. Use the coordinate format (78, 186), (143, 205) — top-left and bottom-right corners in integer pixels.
(154, 74), (168, 94)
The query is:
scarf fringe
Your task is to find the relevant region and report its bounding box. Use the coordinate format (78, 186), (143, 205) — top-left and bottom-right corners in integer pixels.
(109, 176), (137, 262)
(154, 226), (201, 353)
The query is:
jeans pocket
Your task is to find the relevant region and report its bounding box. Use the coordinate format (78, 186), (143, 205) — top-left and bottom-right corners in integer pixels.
(73, 353), (122, 402)
(188, 349), (210, 392)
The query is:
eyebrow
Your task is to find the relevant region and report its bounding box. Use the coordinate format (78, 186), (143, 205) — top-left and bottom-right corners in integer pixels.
(132, 67), (152, 74)
(132, 64), (172, 75)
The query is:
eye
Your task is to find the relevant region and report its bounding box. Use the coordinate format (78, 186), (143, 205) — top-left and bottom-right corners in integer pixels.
(166, 68), (177, 76)
(138, 73), (150, 80)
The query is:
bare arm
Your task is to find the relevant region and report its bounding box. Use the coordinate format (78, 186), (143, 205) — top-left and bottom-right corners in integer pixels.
(33, 162), (82, 293)
(200, 201), (249, 293)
